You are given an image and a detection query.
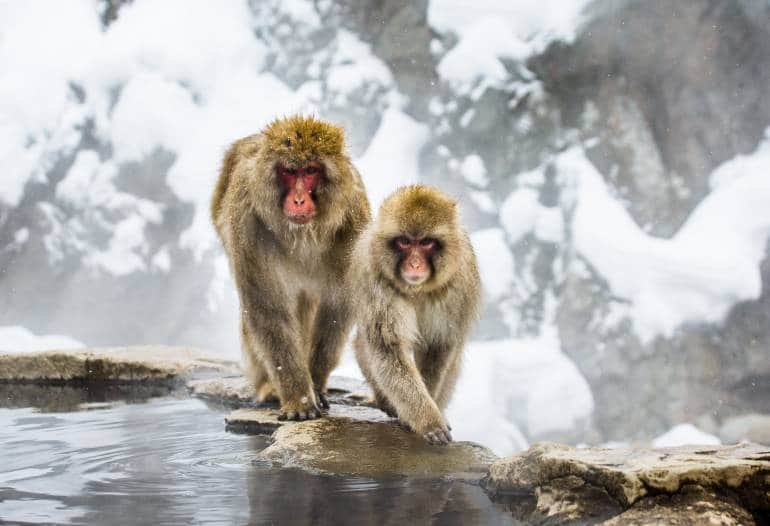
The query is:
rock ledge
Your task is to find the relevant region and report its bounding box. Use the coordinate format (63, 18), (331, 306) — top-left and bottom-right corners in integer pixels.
(485, 442), (770, 525)
(0, 346), (240, 383)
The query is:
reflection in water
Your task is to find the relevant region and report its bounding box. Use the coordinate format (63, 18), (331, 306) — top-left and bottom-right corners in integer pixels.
(0, 392), (515, 525)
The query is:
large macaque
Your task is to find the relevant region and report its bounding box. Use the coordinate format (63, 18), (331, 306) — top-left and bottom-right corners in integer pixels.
(352, 185), (481, 444)
(212, 116), (370, 420)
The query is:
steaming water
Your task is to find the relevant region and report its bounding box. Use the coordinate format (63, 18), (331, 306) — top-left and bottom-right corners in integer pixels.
(0, 388), (514, 525)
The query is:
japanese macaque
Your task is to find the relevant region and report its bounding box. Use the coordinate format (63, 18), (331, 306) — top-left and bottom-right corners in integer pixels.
(212, 115), (370, 421)
(352, 185), (481, 444)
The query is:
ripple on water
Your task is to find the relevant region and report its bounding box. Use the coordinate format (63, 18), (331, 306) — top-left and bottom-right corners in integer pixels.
(0, 392), (515, 525)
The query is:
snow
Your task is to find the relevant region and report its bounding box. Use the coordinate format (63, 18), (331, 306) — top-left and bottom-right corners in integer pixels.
(563, 139), (770, 342)
(356, 108), (430, 212)
(446, 331), (593, 455)
(653, 424), (721, 448)
(429, 0), (591, 91)
(470, 228), (515, 302)
(151, 247), (171, 273)
(460, 154), (489, 188)
(468, 190), (497, 214)
(0, 326), (84, 353)
(429, 0), (591, 43)
(499, 186), (564, 245)
(436, 18), (530, 91)
(326, 30), (394, 94)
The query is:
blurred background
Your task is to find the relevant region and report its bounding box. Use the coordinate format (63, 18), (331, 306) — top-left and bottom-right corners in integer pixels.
(2, 0), (769, 455)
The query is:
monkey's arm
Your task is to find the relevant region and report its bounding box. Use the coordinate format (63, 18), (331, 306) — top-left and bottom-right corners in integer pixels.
(361, 306), (452, 445)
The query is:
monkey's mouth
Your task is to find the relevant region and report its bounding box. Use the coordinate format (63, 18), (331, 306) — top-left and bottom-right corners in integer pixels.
(286, 213), (315, 225)
(402, 271), (429, 285)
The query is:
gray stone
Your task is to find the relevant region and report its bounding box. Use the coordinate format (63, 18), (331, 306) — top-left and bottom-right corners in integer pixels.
(601, 486), (756, 526)
(255, 413), (497, 479)
(0, 346), (240, 383)
(484, 442), (770, 524)
(212, 376), (499, 479)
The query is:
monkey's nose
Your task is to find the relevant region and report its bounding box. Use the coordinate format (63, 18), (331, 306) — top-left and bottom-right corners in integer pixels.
(294, 195), (305, 205)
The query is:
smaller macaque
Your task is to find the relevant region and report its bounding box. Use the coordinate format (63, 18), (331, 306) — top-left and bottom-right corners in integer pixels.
(352, 185), (481, 445)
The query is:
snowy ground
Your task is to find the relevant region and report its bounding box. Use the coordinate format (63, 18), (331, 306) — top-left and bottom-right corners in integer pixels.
(0, 326), (85, 353)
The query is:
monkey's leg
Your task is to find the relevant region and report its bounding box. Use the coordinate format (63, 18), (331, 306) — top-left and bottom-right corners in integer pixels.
(308, 300), (352, 409)
(415, 343), (459, 409)
(241, 319), (278, 404)
(372, 388), (398, 418)
(241, 306), (320, 421)
(431, 348), (463, 411)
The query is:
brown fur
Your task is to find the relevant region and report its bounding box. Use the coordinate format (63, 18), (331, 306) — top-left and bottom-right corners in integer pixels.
(212, 115), (370, 420)
(352, 185), (481, 444)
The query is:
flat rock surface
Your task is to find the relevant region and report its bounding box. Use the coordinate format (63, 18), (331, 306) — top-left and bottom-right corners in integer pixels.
(215, 378), (494, 479)
(0, 346), (240, 383)
(189, 375), (371, 407)
(225, 404), (391, 434)
(485, 442), (770, 525)
(253, 410), (497, 479)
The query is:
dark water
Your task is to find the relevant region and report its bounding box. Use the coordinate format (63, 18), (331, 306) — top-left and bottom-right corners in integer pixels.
(0, 388), (514, 525)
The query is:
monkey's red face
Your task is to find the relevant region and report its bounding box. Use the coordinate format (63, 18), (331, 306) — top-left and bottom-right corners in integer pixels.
(392, 235), (440, 285)
(278, 162), (322, 225)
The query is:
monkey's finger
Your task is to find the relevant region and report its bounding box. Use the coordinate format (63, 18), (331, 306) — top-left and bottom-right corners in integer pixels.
(439, 429), (453, 444)
(278, 412), (287, 421)
(317, 392), (330, 409)
(425, 431), (438, 445)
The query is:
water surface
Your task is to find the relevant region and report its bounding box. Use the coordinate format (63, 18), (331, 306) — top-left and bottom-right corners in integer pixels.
(0, 388), (514, 525)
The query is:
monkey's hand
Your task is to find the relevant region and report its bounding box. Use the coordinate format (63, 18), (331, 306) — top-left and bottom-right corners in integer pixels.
(415, 415), (453, 446)
(277, 395), (321, 421)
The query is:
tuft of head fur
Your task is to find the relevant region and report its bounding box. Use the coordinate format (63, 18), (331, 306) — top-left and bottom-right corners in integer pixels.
(262, 115), (346, 167)
(378, 185), (458, 236)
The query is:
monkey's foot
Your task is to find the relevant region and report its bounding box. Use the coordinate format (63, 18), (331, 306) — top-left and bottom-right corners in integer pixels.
(255, 382), (279, 405)
(315, 390), (330, 410)
(277, 396), (321, 421)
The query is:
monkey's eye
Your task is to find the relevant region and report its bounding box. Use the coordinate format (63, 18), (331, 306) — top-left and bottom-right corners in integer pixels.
(419, 238), (438, 250)
(394, 236), (412, 250)
(305, 164), (319, 175)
